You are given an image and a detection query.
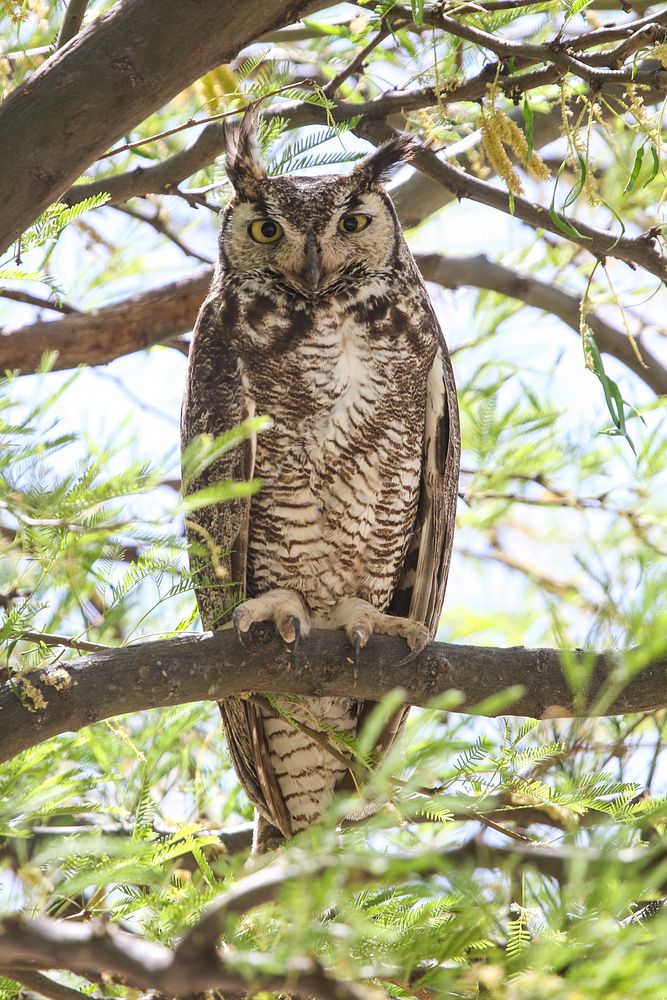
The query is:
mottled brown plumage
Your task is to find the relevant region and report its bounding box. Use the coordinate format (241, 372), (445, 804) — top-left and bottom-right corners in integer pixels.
(181, 108), (460, 852)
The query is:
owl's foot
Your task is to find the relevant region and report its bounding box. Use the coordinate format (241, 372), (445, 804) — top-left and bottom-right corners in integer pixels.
(326, 597), (429, 670)
(232, 589), (311, 645)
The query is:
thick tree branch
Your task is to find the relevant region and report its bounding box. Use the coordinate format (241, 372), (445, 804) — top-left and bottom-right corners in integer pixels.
(1, 627), (665, 765)
(362, 120), (667, 283)
(5, 254), (665, 396)
(0, 271), (210, 372)
(0, 0), (319, 255)
(419, 253), (667, 395)
(0, 917), (372, 999)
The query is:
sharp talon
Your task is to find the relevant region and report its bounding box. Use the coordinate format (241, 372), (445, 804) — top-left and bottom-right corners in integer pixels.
(396, 634), (429, 667)
(352, 628), (365, 680)
(396, 646), (422, 667)
(291, 616), (301, 651)
(232, 608), (244, 642)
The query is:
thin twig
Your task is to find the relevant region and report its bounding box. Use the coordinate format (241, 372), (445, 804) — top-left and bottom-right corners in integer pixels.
(323, 24), (392, 97)
(17, 630), (110, 653)
(0, 289), (79, 314)
(56, 0), (91, 48)
(114, 204), (213, 265)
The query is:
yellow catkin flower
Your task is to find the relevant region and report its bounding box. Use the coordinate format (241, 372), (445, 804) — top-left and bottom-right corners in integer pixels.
(481, 110), (523, 195)
(625, 82), (647, 125)
(654, 43), (667, 68)
(497, 114), (551, 182)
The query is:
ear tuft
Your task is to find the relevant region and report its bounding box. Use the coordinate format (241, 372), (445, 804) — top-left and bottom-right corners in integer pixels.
(351, 132), (417, 188)
(224, 103), (266, 198)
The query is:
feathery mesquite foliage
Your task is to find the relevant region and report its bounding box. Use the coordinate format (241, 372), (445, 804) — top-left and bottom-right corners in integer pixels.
(1, 1), (667, 997)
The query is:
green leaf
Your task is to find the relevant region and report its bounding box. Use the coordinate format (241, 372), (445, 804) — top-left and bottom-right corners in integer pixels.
(562, 154), (587, 210)
(411, 0), (425, 26)
(548, 162), (591, 240)
(178, 477), (262, 513)
(522, 95), (534, 165)
(624, 144), (645, 193)
(582, 327), (636, 454)
(181, 417), (270, 490)
(643, 144), (660, 189)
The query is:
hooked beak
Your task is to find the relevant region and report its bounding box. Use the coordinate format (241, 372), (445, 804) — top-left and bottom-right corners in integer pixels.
(304, 231), (321, 292)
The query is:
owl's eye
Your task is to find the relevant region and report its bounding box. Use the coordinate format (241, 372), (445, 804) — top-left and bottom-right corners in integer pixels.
(338, 214), (370, 234)
(249, 219), (284, 244)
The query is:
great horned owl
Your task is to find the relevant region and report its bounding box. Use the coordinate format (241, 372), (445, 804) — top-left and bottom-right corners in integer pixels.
(181, 108), (460, 853)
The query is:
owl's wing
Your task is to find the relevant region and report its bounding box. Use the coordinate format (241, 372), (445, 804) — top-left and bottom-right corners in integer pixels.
(181, 289), (251, 626)
(394, 327), (460, 634)
(366, 321), (459, 758)
(182, 288), (292, 835)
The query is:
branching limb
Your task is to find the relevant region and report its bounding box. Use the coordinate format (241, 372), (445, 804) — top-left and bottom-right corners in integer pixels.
(1, 627), (666, 765)
(0, 968), (96, 1000)
(0, 835), (664, 993)
(429, 9), (667, 84)
(360, 120), (667, 283)
(56, 0), (91, 49)
(418, 253), (667, 397)
(60, 56), (667, 216)
(0, 917), (373, 999)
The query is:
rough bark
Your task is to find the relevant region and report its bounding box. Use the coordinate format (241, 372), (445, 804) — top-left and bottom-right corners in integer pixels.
(4, 256), (665, 396)
(1, 626), (664, 765)
(0, 272), (210, 372)
(0, 0), (315, 255)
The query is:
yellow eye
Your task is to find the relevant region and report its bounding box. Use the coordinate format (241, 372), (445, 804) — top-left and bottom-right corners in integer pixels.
(338, 214), (370, 234)
(249, 219), (283, 244)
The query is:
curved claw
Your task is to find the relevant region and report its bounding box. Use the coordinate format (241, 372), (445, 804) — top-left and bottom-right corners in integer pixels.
(352, 626), (367, 681)
(290, 615), (301, 650)
(396, 632), (430, 667)
(276, 614), (305, 646)
(232, 608), (245, 642)
(395, 645), (425, 667)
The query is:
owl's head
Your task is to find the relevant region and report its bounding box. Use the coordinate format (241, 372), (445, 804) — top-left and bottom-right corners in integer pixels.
(219, 106), (415, 295)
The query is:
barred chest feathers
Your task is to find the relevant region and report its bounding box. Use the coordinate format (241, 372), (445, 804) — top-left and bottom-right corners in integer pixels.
(231, 274), (436, 619)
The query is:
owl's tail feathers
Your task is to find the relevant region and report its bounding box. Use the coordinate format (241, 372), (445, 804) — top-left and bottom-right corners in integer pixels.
(253, 812), (287, 854)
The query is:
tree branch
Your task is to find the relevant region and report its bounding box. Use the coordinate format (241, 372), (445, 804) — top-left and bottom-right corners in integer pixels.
(0, 0), (320, 254)
(56, 0), (91, 49)
(5, 254), (664, 396)
(0, 968), (96, 1000)
(0, 916), (373, 999)
(0, 271), (210, 372)
(418, 253), (667, 396)
(0, 288), (79, 314)
(428, 9), (667, 84)
(1, 627), (665, 766)
(361, 120), (667, 283)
